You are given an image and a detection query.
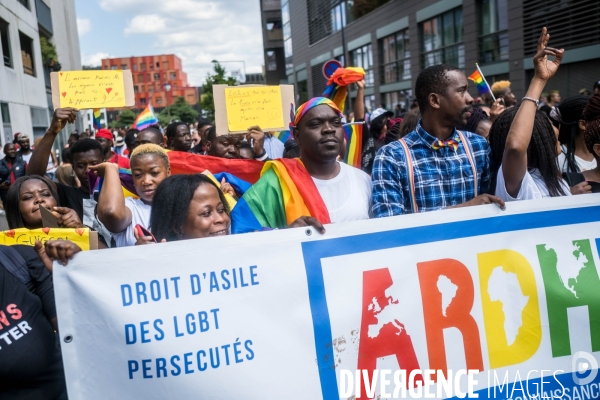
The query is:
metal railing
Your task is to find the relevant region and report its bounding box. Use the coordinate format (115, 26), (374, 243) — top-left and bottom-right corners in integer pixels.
(380, 59), (411, 85)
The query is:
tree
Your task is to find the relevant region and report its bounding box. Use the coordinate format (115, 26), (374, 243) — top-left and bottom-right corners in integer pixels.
(201, 63), (237, 120)
(159, 97), (198, 125)
(109, 109), (136, 129)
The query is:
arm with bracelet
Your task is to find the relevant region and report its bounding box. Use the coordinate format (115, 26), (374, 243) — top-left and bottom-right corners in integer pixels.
(502, 27), (564, 198)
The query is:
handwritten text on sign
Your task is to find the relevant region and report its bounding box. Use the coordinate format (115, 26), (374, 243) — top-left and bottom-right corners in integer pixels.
(57, 70), (127, 108)
(225, 86), (285, 132)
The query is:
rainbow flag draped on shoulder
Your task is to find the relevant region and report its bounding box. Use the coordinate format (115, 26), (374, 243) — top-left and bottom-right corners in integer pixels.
(231, 158), (331, 234)
(343, 122), (364, 169)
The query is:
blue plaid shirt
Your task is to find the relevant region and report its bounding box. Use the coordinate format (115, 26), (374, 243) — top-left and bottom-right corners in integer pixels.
(370, 122), (491, 217)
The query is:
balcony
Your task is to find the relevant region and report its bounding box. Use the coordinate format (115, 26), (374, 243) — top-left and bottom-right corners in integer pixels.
(263, 0), (281, 11)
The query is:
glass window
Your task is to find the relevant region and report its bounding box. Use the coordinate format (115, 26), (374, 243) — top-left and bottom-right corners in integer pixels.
(478, 0), (509, 63)
(140, 62), (146, 71)
(156, 62), (160, 68)
(170, 72), (176, 80)
(140, 98), (146, 105)
(380, 29), (410, 84)
(138, 74), (144, 83)
(351, 44), (374, 87)
(0, 19), (12, 68)
(163, 61), (169, 69)
(156, 97), (162, 104)
(154, 73), (160, 80)
(420, 8), (464, 69)
(281, 2), (290, 25)
(266, 50), (277, 71)
(19, 31), (35, 76)
(134, 85), (138, 93)
(17, 0), (29, 9)
(133, 63), (138, 71)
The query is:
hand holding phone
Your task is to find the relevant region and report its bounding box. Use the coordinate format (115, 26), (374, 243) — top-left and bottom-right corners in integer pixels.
(134, 224), (157, 244)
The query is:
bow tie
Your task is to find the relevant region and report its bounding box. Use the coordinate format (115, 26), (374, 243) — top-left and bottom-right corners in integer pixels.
(432, 137), (460, 151)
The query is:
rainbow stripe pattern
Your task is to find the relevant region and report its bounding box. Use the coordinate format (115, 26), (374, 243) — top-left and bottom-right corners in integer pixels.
(322, 67), (365, 113)
(133, 105), (159, 130)
(290, 97), (342, 130)
(468, 69), (491, 96)
(343, 122), (364, 168)
(93, 109), (102, 129)
(273, 130), (292, 143)
(231, 158), (331, 234)
(432, 138), (460, 152)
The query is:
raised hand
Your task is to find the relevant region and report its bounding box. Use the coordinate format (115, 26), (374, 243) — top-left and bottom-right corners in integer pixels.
(533, 27), (564, 82)
(49, 108), (79, 135)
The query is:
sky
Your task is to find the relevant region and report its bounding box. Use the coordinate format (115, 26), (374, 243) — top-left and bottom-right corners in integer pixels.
(74, 0), (265, 87)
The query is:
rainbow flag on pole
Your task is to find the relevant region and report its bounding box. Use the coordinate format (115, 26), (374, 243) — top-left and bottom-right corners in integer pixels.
(343, 122), (364, 169)
(468, 64), (496, 101)
(92, 109), (102, 129)
(133, 105), (159, 130)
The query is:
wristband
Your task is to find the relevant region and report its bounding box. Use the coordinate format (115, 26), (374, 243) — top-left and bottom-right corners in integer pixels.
(522, 96), (539, 107)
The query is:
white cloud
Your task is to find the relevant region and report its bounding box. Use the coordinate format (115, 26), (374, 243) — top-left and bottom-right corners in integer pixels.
(81, 52), (111, 67)
(76, 18), (91, 36)
(99, 0), (264, 86)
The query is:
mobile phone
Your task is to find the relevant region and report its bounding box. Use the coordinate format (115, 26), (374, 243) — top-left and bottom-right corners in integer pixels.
(135, 224), (157, 243)
(499, 98), (505, 106)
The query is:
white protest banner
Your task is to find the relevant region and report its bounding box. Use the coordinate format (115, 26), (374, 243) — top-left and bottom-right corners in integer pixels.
(54, 195), (600, 399)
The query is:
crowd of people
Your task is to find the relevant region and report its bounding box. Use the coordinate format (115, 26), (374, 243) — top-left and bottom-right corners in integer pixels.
(1, 27), (600, 399)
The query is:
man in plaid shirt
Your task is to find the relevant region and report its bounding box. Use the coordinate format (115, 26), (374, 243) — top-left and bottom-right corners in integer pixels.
(370, 64), (505, 217)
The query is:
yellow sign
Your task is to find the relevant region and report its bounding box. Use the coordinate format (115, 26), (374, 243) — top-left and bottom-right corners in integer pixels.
(51, 70), (134, 110)
(224, 86), (285, 132)
(0, 228), (97, 251)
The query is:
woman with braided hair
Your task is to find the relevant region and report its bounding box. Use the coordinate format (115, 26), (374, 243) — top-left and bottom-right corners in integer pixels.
(492, 27), (570, 201)
(552, 94), (594, 173)
(571, 92), (600, 192)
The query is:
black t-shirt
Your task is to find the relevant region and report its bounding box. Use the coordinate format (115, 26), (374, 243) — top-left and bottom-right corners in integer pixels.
(563, 172), (600, 193)
(0, 245), (67, 400)
(55, 183), (85, 222)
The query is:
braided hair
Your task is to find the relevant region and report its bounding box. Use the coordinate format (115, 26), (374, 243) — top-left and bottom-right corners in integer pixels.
(489, 106), (566, 197)
(583, 92), (600, 157)
(551, 95), (590, 172)
(463, 107), (490, 133)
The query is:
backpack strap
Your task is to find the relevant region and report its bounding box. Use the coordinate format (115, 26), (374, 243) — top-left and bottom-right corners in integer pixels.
(0, 246), (34, 293)
(398, 138), (418, 213)
(457, 130), (478, 197)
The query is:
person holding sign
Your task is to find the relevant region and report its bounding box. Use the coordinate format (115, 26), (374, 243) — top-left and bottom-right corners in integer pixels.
(92, 144), (170, 247)
(28, 108), (111, 248)
(4, 175), (83, 230)
(370, 64), (505, 217)
(96, 128), (130, 169)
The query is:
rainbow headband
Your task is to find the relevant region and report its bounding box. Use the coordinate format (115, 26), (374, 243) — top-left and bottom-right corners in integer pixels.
(289, 97), (343, 130)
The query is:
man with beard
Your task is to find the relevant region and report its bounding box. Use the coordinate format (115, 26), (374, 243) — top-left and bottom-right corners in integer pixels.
(16, 133), (33, 163)
(371, 64), (504, 217)
(95, 128), (130, 169)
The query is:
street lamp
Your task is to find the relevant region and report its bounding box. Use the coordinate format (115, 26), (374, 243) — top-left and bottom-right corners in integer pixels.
(163, 82), (172, 119)
(211, 59), (247, 84)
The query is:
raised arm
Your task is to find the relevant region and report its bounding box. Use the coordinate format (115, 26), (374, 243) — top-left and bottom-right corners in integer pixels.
(502, 27), (564, 197)
(354, 79), (365, 121)
(89, 162), (132, 233)
(27, 108), (78, 176)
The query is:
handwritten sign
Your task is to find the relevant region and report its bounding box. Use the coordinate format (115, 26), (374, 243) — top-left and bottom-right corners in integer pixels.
(51, 70), (135, 110)
(0, 228), (98, 250)
(224, 86), (285, 132)
(214, 84), (294, 136)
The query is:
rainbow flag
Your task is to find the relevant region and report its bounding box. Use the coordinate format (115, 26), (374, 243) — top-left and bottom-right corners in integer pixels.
(88, 168), (139, 200)
(323, 67), (365, 113)
(343, 122), (364, 168)
(93, 109), (102, 129)
(273, 130), (292, 142)
(133, 105), (158, 130)
(168, 152), (264, 184)
(468, 64), (494, 98)
(231, 158), (331, 234)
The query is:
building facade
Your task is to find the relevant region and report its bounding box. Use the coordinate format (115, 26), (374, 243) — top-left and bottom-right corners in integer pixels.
(0, 0), (82, 155)
(260, 0), (288, 84)
(277, 0), (600, 113)
(101, 55), (198, 109)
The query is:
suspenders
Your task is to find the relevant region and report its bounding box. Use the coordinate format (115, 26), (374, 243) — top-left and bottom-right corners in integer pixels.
(399, 130), (478, 213)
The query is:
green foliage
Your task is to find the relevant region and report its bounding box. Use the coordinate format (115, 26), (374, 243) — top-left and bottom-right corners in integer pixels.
(40, 36), (60, 70)
(109, 109), (136, 129)
(159, 97), (198, 124)
(201, 63), (237, 120)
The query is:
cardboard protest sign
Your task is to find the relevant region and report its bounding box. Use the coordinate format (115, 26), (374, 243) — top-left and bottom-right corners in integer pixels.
(50, 70), (135, 110)
(213, 84), (294, 136)
(0, 228), (98, 250)
(39, 206), (59, 228)
(54, 195), (600, 399)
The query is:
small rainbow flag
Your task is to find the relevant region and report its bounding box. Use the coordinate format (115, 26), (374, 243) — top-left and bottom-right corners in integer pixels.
(273, 130), (292, 142)
(93, 109), (102, 129)
(343, 122), (364, 169)
(468, 64), (495, 100)
(133, 104), (159, 130)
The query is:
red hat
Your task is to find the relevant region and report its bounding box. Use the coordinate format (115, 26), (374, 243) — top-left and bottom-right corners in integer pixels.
(96, 128), (113, 141)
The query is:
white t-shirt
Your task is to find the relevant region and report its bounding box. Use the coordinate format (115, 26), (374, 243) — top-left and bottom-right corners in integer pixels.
(20, 152), (32, 163)
(557, 145), (597, 172)
(311, 162), (372, 223)
(495, 165), (571, 201)
(112, 197), (152, 247)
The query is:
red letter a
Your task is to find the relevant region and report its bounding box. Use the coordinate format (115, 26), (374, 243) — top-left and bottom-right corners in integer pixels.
(417, 258), (483, 376)
(357, 268), (420, 399)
